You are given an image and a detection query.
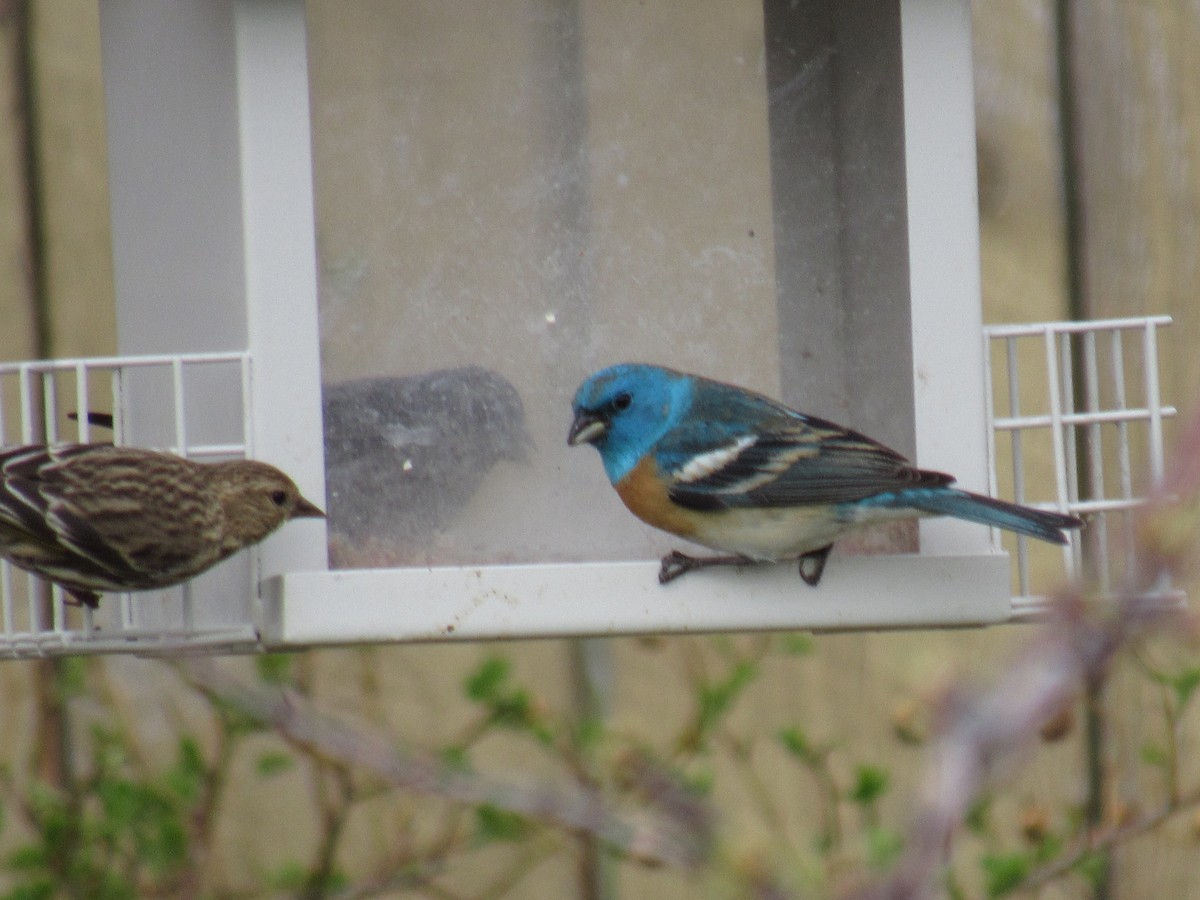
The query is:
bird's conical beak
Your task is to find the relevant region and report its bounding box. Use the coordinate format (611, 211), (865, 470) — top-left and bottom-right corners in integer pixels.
(568, 412), (607, 446)
(294, 496), (327, 519)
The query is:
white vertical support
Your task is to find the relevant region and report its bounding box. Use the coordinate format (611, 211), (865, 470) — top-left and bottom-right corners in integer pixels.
(73, 364), (89, 442)
(1005, 337), (1030, 592)
(899, 0), (990, 555)
(100, 0), (247, 356)
(1109, 330), (1137, 574)
(0, 563), (11, 637)
(101, 1), (326, 631)
(232, 0), (328, 588)
(1143, 322), (1165, 484)
(18, 367), (33, 443)
(109, 367), (124, 445)
(1058, 331), (1082, 580)
(171, 358), (187, 453)
(982, 332), (998, 498)
(41, 374), (58, 442)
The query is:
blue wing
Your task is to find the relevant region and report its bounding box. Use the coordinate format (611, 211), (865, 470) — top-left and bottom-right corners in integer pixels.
(655, 385), (952, 511)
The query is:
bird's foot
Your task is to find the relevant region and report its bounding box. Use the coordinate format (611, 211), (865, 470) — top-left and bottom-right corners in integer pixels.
(797, 545), (833, 587)
(658, 551), (756, 584)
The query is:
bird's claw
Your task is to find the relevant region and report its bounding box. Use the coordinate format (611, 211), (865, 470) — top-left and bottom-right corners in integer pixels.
(659, 548), (833, 586)
(659, 551), (697, 584)
(797, 544), (833, 587)
(658, 551), (756, 584)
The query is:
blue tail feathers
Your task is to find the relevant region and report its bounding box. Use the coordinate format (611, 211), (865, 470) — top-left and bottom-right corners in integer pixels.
(886, 488), (1083, 544)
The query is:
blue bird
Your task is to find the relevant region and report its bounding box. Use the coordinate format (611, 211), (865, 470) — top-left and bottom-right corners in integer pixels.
(568, 363), (1083, 586)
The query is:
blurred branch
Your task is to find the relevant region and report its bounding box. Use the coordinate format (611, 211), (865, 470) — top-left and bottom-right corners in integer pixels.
(300, 763), (355, 900)
(853, 593), (1183, 900)
(179, 659), (712, 872)
(1016, 783), (1200, 894)
(851, 409), (1200, 900)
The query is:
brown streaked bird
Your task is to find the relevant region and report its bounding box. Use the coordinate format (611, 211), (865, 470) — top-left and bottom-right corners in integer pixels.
(0, 444), (324, 608)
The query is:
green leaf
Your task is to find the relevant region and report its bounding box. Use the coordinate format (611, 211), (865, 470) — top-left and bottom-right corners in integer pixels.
(266, 861), (310, 891)
(778, 633), (815, 656)
(319, 868), (350, 892)
(943, 870), (968, 900)
(965, 794), (993, 836)
(465, 656), (511, 702)
(1148, 667), (1200, 703)
(89, 724), (126, 773)
(487, 692), (554, 744)
(2, 881), (56, 900)
(1171, 668), (1200, 709)
(6, 845), (48, 872)
(166, 737), (205, 803)
(255, 653), (294, 685)
(682, 767), (715, 797)
(1140, 742), (1168, 767)
(141, 817), (187, 874)
(573, 715), (605, 750)
(489, 690), (533, 728)
(1073, 849), (1107, 886)
(697, 660), (759, 735)
(256, 751), (294, 778)
(981, 852), (1031, 897)
(98, 779), (142, 827)
(864, 826), (904, 870)
(709, 634), (736, 658)
(1032, 832), (1064, 865)
(848, 765), (889, 806)
(54, 657), (88, 698)
(439, 745), (471, 770)
(777, 727), (817, 764)
(474, 804), (531, 843)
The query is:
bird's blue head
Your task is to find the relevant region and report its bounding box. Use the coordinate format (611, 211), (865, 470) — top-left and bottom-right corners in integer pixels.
(568, 363), (693, 483)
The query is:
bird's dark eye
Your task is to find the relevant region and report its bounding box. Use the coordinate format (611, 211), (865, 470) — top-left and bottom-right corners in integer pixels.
(269, 490), (289, 507)
(613, 392), (632, 411)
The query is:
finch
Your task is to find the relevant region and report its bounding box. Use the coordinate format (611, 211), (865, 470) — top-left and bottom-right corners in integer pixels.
(0, 444), (324, 608)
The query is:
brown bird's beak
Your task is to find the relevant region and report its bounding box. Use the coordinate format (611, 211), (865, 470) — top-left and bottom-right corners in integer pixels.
(294, 496), (327, 519)
(568, 411), (607, 446)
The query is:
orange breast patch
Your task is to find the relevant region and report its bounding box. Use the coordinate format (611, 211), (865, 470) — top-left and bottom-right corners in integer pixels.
(615, 456), (700, 538)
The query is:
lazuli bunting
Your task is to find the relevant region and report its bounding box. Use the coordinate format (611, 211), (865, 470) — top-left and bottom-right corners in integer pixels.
(568, 363), (1083, 585)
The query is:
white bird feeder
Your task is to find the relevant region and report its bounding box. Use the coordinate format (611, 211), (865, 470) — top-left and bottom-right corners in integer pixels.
(0, 0), (1177, 657)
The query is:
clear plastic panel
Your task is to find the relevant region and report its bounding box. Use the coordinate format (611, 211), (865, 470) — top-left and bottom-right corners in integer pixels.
(308, 0), (911, 568)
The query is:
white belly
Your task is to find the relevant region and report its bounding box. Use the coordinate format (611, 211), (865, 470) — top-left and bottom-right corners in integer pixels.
(684, 504), (926, 560)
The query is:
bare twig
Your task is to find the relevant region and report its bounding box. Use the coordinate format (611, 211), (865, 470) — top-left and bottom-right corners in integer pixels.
(180, 660), (712, 871)
(851, 410), (1200, 900)
(1017, 784), (1200, 893)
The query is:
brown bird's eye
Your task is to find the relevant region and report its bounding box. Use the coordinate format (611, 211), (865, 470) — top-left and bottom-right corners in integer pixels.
(613, 392), (632, 411)
(269, 490), (289, 507)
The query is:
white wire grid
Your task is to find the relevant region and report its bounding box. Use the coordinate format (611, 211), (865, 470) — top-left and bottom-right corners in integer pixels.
(983, 316), (1178, 618)
(0, 352), (259, 657)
